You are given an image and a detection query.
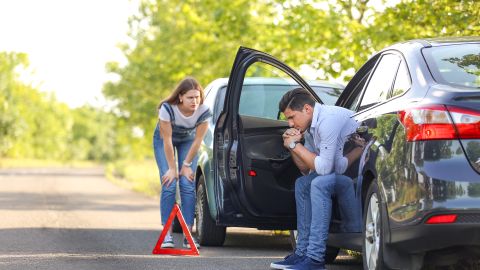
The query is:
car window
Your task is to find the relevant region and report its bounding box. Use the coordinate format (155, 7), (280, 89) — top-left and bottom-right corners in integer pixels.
(213, 86), (226, 123)
(347, 72), (370, 111)
(422, 44), (480, 88)
(239, 62), (315, 121)
(391, 61), (411, 97)
(359, 54), (401, 110)
(240, 84), (298, 120)
(312, 86), (342, 106)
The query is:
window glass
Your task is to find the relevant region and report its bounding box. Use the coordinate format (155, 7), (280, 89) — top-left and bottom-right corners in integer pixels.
(391, 61), (411, 97)
(239, 62), (314, 121)
(213, 87), (226, 123)
(423, 44), (480, 88)
(240, 84), (298, 120)
(359, 54), (401, 110)
(203, 85), (215, 113)
(348, 73), (370, 111)
(312, 86), (342, 106)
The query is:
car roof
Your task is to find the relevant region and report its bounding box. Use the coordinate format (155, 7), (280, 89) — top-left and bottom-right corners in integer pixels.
(386, 36), (480, 50)
(207, 77), (344, 89)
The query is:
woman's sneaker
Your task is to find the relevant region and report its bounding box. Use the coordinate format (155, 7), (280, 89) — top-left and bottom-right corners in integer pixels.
(183, 237), (200, 249)
(160, 234), (174, 248)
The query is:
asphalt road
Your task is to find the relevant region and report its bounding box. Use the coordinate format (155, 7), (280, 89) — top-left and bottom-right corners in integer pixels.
(0, 168), (362, 270)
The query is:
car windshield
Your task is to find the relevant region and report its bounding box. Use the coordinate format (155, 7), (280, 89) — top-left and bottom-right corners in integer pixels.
(312, 86), (342, 106)
(423, 44), (480, 88)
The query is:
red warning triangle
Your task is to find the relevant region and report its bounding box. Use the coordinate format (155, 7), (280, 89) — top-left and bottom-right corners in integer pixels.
(152, 203), (199, 255)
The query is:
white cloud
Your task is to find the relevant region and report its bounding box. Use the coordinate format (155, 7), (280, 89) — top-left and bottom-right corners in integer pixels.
(0, 0), (137, 108)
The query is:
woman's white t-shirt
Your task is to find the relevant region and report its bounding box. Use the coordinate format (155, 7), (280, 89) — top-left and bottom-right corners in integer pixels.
(158, 104), (210, 128)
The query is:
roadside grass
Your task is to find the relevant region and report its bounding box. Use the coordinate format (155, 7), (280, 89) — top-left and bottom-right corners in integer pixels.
(106, 159), (160, 197)
(0, 158), (98, 168)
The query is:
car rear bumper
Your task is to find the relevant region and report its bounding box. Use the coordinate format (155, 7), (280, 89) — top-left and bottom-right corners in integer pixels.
(389, 212), (480, 253)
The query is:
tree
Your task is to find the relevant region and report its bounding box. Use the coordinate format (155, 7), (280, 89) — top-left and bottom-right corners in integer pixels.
(104, 0), (480, 160)
(103, 0), (276, 137)
(0, 52), (28, 157)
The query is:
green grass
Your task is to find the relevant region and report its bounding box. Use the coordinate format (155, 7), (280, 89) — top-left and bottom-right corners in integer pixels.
(106, 159), (160, 197)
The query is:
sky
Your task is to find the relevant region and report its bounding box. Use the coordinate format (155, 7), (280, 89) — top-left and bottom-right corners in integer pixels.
(0, 0), (138, 108)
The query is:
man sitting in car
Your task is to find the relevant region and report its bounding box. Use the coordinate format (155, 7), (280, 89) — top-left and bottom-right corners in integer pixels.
(270, 88), (364, 270)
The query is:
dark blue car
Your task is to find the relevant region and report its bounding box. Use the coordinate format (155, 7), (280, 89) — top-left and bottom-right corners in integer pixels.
(194, 38), (480, 269)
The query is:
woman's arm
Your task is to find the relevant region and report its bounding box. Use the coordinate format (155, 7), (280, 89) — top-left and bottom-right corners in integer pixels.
(180, 121), (209, 181)
(159, 120), (177, 186)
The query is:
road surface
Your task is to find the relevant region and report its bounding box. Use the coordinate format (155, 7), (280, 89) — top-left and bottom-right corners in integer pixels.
(0, 168), (362, 270)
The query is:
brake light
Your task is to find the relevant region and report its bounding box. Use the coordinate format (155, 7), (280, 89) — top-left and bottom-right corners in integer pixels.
(248, 170), (257, 177)
(425, 214), (457, 224)
(446, 106), (480, 139)
(398, 105), (480, 141)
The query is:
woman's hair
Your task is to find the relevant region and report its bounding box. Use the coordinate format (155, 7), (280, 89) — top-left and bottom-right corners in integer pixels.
(157, 77), (204, 110)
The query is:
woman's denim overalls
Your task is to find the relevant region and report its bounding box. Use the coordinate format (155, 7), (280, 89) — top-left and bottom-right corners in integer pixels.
(153, 103), (211, 226)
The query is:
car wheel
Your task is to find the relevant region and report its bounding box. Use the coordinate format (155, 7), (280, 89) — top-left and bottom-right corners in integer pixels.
(363, 181), (387, 270)
(195, 175), (226, 246)
(289, 230), (339, 264)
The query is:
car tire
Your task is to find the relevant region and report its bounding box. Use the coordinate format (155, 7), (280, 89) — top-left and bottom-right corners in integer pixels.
(289, 230), (339, 264)
(195, 175), (226, 246)
(362, 181), (388, 270)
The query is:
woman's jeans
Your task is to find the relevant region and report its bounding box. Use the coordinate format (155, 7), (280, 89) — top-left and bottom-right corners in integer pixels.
(294, 173), (361, 262)
(153, 128), (198, 227)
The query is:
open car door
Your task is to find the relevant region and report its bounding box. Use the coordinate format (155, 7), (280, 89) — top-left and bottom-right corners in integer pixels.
(213, 47), (325, 228)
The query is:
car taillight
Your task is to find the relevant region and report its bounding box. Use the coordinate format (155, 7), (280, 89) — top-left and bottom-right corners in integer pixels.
(398, 105), (480, 141)
(425, 214), (457, 224)
(446, 106), (480, 139)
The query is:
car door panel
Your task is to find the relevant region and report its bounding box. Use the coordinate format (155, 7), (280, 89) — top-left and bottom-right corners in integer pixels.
(239, 115), (301, 216)
(214, 47), (322, 226)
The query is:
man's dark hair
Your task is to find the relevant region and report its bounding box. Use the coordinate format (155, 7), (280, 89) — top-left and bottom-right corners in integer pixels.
(278, 88), (316, 112)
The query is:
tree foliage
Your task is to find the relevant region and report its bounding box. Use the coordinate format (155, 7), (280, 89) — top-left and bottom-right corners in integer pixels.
(0, 52), (139, 161)
(3, 0), (480, 162)
(103, 0), (479, 149)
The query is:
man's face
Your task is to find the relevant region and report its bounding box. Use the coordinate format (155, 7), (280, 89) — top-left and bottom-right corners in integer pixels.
(283, 104), (313, 133)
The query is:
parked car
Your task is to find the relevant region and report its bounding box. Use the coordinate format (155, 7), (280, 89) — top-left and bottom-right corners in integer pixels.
(194, 38), (480, 269)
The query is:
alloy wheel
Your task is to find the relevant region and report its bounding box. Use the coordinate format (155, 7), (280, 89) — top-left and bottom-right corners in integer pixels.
(365, 193), (380, 270)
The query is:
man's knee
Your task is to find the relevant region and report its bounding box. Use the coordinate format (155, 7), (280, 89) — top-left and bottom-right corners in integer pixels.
(335, 175), (355, 192)
(312, 174), (335, 187)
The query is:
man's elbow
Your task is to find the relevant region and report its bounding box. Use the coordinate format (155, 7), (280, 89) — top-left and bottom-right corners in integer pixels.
(313, 157), (334, 176)
(334, 165), (347, 175)
(334, 159), (348, 175)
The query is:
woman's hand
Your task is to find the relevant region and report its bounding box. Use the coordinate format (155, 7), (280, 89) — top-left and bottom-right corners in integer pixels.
(162, 168), (177, 187)
(180, 165), (195, 182)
